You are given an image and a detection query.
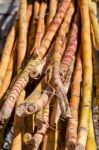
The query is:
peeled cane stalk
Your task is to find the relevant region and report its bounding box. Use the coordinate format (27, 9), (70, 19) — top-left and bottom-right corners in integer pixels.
(86, 110), (97, 150)
(17, 0), (27, 70)
(0, 26), (15, 88)
(0, 41), (17, 99)
(76, 0), (93, 149)
(11, 4), (27, 146)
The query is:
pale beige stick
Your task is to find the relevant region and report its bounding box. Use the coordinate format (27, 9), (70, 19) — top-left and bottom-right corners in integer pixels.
(11, 91), (25, 150)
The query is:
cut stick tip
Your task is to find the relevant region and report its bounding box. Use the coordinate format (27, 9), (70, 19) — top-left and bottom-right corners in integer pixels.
(30, 69), (40, 79)
(23, 133), (32, 144)
(16, 104), (26, 117)
(16, 103), (36, 117)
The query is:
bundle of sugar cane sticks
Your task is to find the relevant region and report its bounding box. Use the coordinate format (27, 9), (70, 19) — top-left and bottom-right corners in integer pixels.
(0, 0), (99, 149)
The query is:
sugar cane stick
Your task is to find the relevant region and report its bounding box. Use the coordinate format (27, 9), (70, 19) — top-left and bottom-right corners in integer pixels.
(53, 2), (75, 91)
(20, 2), (33, 60)
(76, 0), (93, 149)
(27, 104), (49, 150)
(27, 2), (33, 29)
(41, 118), (62, 150)
(86, 110), (97, 150)
(61, 57), (75, 118)
(0, 41), (17, 99)
(41, 134), (48, 150)
(60, 7), (80, 81)
(17, 0), (27, 70)
(56, 57), (75, 119)
(46, 0), (58, 27)
(91, 9), (99, 146)
(43, 128), (58, 150)
(27, 0), (40, 56)
(0, 26), (15, 88)
(11, 90), (25, 150)
(11, 1), (29, 147)
(54, 7), (80, 117)
(64, 57), (75, 92)
(92, 44), (99, 105)
(51, 57), (75, 125)
(53, 2), (75, 117)
(11, 16), (26, 148)
(66, 50), (82, 150)
(32, 0), (47, 55)
(89, 1), (99, 49)
(92, 40), (99, 148)
(89, 0), (97, 15)
(46, 0), (58, 30)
